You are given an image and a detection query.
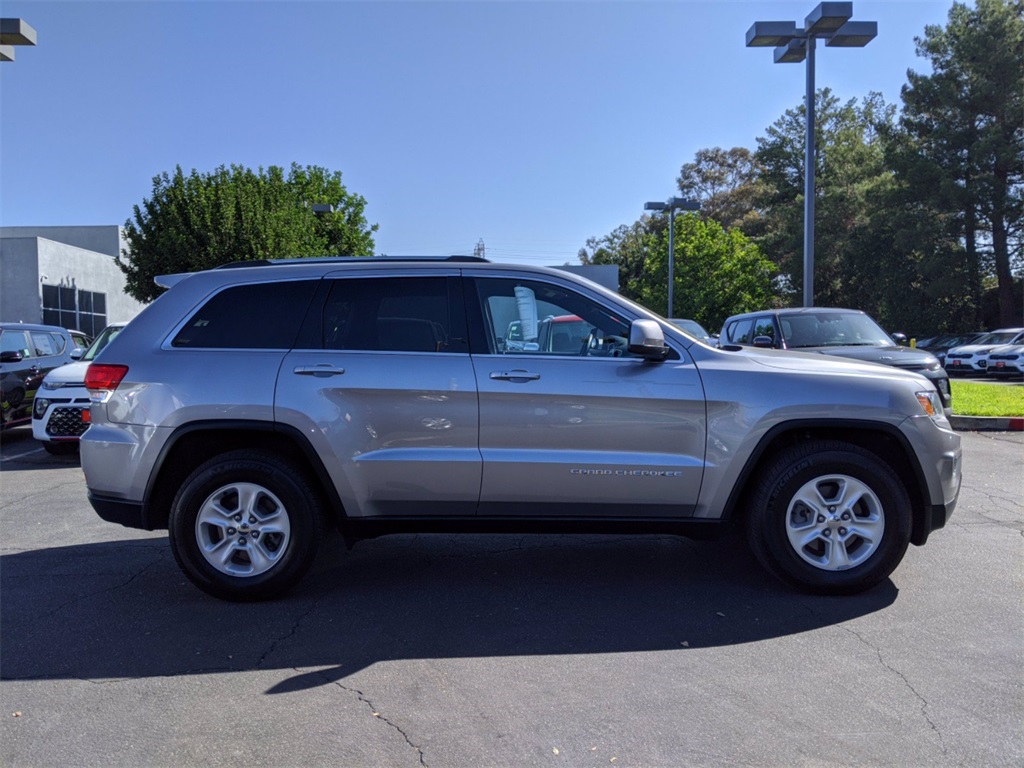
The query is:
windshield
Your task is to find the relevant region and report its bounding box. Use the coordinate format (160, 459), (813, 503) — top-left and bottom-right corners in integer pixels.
(976, 331), (1021, 346)
(83, 325), (124, 361)
(669, 318), (710, 339)
(781, 313), (894, 349)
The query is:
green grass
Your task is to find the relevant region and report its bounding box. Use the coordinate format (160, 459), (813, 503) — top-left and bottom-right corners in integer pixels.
(951, 380), (1024, 417)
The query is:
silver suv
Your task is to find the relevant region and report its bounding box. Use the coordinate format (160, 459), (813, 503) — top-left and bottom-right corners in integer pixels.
(81, 258), (962, 601)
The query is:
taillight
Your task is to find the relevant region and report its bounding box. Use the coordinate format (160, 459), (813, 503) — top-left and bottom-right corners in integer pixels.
(85, 364), (129, 395)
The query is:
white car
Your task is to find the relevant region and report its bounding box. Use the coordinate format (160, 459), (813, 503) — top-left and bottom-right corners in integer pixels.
(944, 328), (1024, 375)
(986, 343), (1024, 377)
(32, 323), (125, 455)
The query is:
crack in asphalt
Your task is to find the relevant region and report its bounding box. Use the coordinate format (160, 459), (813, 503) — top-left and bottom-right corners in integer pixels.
(838, 623), (948, 758)
(318, 672), (428, 768)
(254, 598), (324, 670)
(0, 479), (86, 511)
(31, 548), (171, 621)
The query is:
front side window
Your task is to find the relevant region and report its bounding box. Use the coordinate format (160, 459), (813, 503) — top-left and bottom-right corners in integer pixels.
(472, 278), (637, 358)
(322, 276), (465, 353)
(172, 280), (318, 349)
(1, 331), (31, 358)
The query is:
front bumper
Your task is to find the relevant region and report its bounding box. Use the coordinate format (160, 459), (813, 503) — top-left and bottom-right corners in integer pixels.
(87, 492), (148, 530)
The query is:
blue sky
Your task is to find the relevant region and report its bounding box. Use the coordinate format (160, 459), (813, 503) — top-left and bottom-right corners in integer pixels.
(1, 0), (954, 265)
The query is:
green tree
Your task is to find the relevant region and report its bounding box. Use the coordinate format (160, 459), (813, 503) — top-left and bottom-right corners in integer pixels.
(119, 163), (377, 302)
(755, 89), (897, 310)
(676, 147), (764, 235)
(580, 214), (776, 329)
(578, 220), (656, 301)
(896, 0), (1023, 327)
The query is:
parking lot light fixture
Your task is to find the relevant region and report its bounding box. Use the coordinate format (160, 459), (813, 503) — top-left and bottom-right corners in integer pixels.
(644, 197), (701, 317)
(0, 18), (37, 62)
(745, 2), (876, 307)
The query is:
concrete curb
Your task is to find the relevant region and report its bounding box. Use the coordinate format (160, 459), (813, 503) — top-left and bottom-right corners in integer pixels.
(949, 415), (1024, 431)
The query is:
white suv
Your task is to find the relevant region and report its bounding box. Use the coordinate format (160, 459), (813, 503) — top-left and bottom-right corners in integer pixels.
(33, 324), (125, 455)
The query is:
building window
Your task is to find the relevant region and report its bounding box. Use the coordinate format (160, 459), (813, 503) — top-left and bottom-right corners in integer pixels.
(41, 284), (107, 337)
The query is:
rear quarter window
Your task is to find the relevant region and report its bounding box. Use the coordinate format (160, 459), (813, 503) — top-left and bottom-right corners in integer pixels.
(171, 280), (318, 349)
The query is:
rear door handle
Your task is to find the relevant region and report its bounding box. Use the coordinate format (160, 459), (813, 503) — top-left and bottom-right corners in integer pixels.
(293, 365), (346, 377)
(490, 370), (541, 381)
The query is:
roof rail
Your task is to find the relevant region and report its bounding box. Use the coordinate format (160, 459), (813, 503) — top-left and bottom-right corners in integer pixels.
(214, 255), (489, 270)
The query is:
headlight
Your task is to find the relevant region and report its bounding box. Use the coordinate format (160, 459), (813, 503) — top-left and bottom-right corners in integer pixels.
(33, 398), (50, 418)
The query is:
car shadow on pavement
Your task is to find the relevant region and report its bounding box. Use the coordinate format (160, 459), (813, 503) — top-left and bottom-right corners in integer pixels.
(0, 532), (897, 691)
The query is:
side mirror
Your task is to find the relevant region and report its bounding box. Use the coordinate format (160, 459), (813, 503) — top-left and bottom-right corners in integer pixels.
(628, 320), (669, 361)
(752, 336), (774, 348)
(892, 332), (907, 346)
(0, 350), (24, 363)
(70, 346), (84, 360)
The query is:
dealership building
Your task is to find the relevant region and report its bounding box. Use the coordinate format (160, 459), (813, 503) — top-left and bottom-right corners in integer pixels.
(0, 225), (146, 336)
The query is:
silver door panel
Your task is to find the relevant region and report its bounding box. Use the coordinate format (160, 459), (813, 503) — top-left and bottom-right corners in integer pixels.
(475, 356), (706, 516)
(276, 350), (481, 517)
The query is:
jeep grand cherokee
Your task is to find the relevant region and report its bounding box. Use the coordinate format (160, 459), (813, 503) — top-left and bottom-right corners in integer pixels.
(81, 258), (961, 601)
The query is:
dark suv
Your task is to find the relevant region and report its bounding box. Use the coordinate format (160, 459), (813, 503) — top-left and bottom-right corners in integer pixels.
(1, 323), (87, 429)
(81, 259), (961, 601)
(719, 308), (952, 414)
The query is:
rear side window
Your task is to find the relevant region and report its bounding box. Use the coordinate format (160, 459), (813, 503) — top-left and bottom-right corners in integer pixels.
(30, 332), (59, 357)
(752, 317), (776, 344)
(322, 277), (466, 353)
(726, 319), (754, 345)
(172, 280), (318, 349)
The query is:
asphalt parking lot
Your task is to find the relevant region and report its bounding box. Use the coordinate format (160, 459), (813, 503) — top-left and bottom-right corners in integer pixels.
(1, 426), (1021, 767)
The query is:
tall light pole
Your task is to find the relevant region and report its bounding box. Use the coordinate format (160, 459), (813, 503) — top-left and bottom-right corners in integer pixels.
(644, 197), (700, 318)
(746, 2), (876, 307)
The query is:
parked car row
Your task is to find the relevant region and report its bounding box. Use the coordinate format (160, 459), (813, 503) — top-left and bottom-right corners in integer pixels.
(941, 328), (1024, 378)
(716, 308), (953, 415)
(0, 323), (90, 430)
(32, 323), (126, 454)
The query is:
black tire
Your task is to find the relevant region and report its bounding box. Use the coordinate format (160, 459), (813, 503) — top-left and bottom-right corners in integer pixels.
(168, 450), (324, 601)
(42, 441), (79, 456)
(746, 440), (911, 595)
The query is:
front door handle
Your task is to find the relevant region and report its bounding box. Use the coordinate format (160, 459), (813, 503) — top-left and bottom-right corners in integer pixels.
(490, 370), (541, 381)
(293, 365), (346, 377)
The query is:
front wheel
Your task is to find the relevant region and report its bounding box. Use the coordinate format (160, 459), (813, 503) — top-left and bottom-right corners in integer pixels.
(168, 450), (324, 601)
(746, 441), (912, 595)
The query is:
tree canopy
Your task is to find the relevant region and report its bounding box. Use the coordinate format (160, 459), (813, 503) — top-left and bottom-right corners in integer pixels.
(580, 213), (776, 330)
(119, 163), (377, 302)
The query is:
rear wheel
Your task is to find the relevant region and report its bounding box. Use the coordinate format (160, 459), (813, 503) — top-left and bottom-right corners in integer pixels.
(168, 450), (324, 601)
(746, 440), (911, 595)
